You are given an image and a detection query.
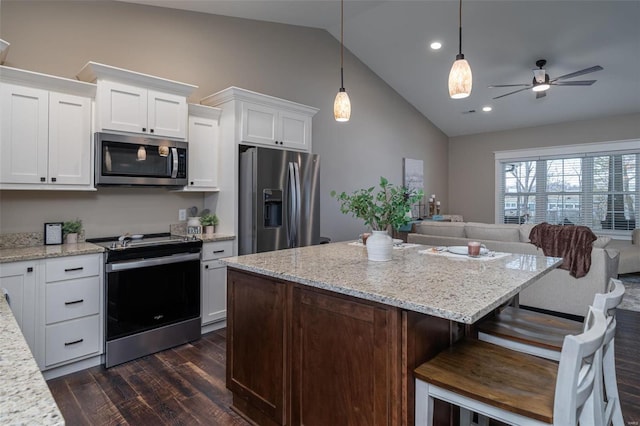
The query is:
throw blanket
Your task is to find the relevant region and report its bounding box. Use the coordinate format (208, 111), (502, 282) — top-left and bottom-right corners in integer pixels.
(529, 223), (597, 278)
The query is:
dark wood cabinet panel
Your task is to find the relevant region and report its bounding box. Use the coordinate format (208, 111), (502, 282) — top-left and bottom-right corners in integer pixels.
(227, 269), (287, 424)
(226, 268), (457, 426)
(291, 286), (401, 425)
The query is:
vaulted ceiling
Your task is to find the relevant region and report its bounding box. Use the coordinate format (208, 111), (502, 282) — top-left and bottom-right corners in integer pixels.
(119, 1), (640, 137)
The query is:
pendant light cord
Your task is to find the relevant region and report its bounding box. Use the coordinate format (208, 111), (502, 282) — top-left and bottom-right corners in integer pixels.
(457, 0), (463, 57)
(340, 0), (345, 90)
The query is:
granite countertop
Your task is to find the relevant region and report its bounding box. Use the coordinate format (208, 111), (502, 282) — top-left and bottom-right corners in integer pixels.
(0, 242), (104, 264)
(222, 242), (562, 324)
(0, 298), (64, 425)
(197, 233), (236, 243)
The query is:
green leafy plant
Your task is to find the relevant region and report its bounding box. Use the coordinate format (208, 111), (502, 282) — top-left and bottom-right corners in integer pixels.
(200, 213), (219, 227)
(331, 177), (423, 231)
(62, 218), (82, 235)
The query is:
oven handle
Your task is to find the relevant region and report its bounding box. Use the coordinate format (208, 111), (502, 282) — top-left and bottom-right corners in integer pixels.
(106, 252), (200, 272)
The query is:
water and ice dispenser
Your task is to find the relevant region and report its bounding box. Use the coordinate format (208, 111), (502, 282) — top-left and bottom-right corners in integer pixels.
(263, 189), (282, 228)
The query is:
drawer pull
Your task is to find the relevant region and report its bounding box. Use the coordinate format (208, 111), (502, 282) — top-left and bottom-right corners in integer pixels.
(64, 299), (84, 306)
(64, 267), (84, 272)
(64, 338), (84, 346)
(213, 250), (225, 254)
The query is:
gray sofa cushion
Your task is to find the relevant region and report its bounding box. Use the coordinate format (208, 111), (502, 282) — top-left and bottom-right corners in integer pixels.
(465, 222), (520, 242)
(519, 224), (535, 242)
(593, 236), (612, 248)
(414, 221), (466, 238)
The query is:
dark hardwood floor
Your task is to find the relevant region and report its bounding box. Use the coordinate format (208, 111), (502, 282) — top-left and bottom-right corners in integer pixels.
(49, 311), (640, 425)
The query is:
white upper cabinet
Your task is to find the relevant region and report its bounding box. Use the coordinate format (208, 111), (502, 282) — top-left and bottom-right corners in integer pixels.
(0, 66), (95, 190)
(77, 62), (196, 140)
(201, 86), (317, 152)
(184, 103), (221, 191)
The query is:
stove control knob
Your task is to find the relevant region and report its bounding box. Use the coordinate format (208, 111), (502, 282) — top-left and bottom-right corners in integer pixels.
(110, 242), (118, 249)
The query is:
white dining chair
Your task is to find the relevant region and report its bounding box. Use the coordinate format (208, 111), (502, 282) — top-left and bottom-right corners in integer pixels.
(476, 278), (625, 425)
(415, 307), (608, 426)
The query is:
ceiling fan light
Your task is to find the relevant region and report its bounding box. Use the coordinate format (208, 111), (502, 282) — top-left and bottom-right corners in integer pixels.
(532, 83), (550, 92)
(334, 89), (351, 122)
(448, 57), (472, 99)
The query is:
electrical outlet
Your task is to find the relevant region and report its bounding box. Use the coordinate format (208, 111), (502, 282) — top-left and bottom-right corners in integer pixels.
(178, 209), (187, 221)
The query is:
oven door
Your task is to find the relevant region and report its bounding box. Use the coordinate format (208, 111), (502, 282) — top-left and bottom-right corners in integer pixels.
(105, 253), (200, 341)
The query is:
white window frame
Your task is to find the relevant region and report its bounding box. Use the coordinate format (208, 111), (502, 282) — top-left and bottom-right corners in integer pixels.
(495, 139), (640, 239)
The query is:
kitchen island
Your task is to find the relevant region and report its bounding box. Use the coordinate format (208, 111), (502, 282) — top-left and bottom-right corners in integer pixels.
(223, 242), (562, 426)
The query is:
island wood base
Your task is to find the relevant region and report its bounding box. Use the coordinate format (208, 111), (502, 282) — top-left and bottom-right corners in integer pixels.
(226, 268), (463, 425)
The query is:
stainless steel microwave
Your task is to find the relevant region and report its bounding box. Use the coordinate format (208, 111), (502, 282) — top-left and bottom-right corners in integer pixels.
(95, 133), (188, 187)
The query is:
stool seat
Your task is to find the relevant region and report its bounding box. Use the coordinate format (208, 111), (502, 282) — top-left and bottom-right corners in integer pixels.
(414, 339), (558, 423)
(477, 306), (583, 360)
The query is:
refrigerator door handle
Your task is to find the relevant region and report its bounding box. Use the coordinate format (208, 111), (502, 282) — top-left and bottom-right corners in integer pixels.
(287, 161), (297, 248)
(293, 162), (301, 247)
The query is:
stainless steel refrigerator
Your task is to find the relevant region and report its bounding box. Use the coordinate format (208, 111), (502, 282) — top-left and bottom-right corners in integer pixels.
(239, 146), (320, 255)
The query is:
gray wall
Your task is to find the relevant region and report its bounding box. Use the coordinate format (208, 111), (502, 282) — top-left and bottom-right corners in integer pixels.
(448, 113), (640, 224)
(0, 0), (448, 240)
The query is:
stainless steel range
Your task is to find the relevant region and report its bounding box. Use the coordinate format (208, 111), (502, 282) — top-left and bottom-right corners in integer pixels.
(88, 233), (202, 368)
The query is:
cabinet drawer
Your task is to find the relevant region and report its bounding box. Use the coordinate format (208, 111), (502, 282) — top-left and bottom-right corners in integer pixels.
(46, 276), (100, 324)
(202, 240), (234, 261)
(46, 254), (100, 282)
(45, 314), (101, 367)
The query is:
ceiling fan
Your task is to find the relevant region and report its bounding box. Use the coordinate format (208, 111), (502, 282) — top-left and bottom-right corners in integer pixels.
(489, 59), (603, 99)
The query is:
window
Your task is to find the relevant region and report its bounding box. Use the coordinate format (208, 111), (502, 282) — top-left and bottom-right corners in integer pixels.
(495, 140), (639, 234)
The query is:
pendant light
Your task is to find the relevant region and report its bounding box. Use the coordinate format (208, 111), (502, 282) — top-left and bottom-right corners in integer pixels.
(448, 0), (472, 99)
(334, 0), (351, 122)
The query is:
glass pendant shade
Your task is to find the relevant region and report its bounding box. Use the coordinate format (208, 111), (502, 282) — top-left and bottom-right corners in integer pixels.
(334, 89), (351, 122)
(448, 57), (472, 99)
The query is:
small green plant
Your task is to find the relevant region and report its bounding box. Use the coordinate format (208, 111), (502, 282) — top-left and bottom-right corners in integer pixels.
(200, 213), (219, 227)
(62, 218), (82, 235)
(331, 177), (423, 231)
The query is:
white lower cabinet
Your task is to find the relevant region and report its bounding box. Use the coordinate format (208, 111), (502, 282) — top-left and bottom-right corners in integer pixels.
(38, 254), (103, 374)
(201, 240), (234, 328)
(0, 260), (37, 351)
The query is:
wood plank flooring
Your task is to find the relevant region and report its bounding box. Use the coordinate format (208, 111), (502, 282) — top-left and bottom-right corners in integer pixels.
(48, 311), (640, 425)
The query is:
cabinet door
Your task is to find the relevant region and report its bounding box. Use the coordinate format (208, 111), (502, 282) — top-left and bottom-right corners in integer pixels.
(279, 109), (311, 152)
(201, 260), (226, 325)
(48, 92), (92, 185)
(241, 102), (278, 147)
(0, 261), (37, 350)
(291, 286), (399, 425)
(227, 269), (287, 424)
(187, 114), (219, 189)
(148, 90), (187, 139)
(98, 81), (148, 134)
(0, 83), (49, 184)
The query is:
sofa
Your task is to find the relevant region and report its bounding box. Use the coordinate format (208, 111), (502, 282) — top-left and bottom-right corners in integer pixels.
(407, 221), (620, 317)
(605, 229), (640, 275)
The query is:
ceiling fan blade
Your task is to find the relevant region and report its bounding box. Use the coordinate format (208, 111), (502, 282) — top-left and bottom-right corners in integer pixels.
(488, 83), (531, 88)
(551, 65), (603, 82)
(536, 91), (547, 99)
(493, 87), (531, 99)
(551, 80), (597, 86)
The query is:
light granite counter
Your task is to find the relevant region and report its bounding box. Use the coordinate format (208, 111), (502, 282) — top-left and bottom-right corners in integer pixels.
(198, 233), (235, 243)
(0, 297), (64, 425)
(222, 242), (562, 324)
(0, 242), (104, 264)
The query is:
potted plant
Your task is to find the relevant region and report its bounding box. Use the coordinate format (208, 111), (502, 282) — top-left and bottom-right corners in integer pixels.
(200, 213), (219, 236)
(62, 218), (82, 244)
(331, 177), (423, 261)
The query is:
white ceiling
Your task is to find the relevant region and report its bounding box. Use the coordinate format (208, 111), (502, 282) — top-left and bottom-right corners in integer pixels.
(119, 0), (640, 137)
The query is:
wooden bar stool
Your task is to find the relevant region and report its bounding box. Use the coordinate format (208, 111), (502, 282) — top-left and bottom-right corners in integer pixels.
(476, 278), (625, 425)
(415, 307), (608, 426)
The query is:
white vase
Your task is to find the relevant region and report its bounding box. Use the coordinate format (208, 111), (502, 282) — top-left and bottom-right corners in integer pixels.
(204, 225), (215, 236)
(366, 230), (393, 261)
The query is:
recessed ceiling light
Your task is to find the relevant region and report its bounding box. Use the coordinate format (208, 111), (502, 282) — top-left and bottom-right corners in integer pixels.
(482, 106), (492, 112)
(430, 41), (442, 50)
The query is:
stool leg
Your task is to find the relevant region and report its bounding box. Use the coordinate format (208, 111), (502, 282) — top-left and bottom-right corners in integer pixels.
(604, 341), (624, 426)
(415, 379), (435, 426)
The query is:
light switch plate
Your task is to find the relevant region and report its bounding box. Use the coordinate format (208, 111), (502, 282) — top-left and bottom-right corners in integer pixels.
(179, 209), (187, 221)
